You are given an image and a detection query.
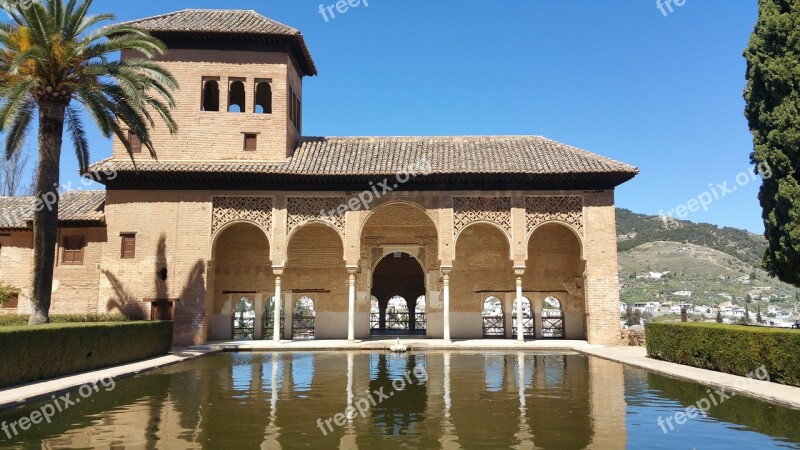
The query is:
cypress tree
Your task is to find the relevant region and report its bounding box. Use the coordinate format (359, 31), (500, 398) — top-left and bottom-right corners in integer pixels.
(744, 0), (800, 286)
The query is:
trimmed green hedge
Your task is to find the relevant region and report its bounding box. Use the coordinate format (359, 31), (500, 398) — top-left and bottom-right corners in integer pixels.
(0, 321), (173, 388)
(0, 313), (131, 327)
(646, 322), (800, 387)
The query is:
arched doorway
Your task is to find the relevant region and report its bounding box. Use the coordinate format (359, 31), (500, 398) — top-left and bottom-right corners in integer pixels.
(361, 202), (437, 338)
(284, 223), (347, 339)
(525, 223), (585, 340)
(232, 296), (255, 340)
(209, 222), (272, 341)
(371, 252), (426, 336)
(482, 296), (504, 338)
(512, 296), (535, 339)
(292, 296), (316, 339)
(452, 223), (514, 339)
(542, 296), (565, 339)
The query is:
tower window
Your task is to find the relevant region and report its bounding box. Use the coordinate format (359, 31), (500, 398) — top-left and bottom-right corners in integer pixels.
(254, 81), (272, 114)
(228, 79), (246, 113)
(127, 130), (142, 154)
(244, 133), (257, 151)
(201, 78), (220, 112)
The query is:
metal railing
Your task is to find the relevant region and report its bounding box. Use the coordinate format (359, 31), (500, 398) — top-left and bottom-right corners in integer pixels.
(482, 315), (505, 338)
(292, 316), (315, 340)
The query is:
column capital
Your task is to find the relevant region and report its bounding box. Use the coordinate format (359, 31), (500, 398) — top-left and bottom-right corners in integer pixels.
(272, 266), (284, 277)
(346, 265), (359, 276)
(513, 266), (525, 277)
(440, 265), (453, 277)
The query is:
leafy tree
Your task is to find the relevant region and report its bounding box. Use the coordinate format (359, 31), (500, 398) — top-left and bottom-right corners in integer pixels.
(0, 0), (178, 324)
(744, 0), (800, 287)
(716, 310), (724, 323)
(746, 294), (753, 304)
(757, 304), (765, 323)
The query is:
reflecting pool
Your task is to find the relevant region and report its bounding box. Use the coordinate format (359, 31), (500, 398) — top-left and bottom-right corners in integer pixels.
(1, 352), (799, 449)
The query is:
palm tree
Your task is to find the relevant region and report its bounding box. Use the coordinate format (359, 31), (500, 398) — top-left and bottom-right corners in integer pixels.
(0, 0), (178, 324)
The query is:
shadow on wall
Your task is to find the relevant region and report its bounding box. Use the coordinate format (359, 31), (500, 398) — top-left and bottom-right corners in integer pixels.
(103, 270), (146, 320)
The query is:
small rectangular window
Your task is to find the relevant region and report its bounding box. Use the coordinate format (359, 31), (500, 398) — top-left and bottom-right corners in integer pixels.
(121, 233), (136, 259)
(244, 134), (257, 152)
(62, 235), (85, 265)
(127, 130), (142, 154)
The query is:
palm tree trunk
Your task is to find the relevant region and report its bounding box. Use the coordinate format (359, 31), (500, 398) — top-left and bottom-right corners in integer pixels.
(29, 101), (66, 325)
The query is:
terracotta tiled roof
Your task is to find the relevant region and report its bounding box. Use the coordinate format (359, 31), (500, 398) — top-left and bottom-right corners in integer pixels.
(121, 9), (300, 36)
(121, 9), (317, 76)
(0, 191), (105, 229)
(93, 136), (638, 185)
(289, 136), (637, 176)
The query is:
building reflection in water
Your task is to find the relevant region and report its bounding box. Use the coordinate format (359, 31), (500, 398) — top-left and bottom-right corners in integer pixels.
(1, 352), (630, 449)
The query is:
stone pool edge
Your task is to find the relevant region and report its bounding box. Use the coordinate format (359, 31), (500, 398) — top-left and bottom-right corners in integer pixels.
(578, 346), (800, 411)
(0, 347), (221, 412)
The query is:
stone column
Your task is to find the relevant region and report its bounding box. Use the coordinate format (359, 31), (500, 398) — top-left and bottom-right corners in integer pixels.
(347, 266), (358, 342)
(272, 267), (284, 341)
(515, 267), (525, 342)
(442, 266), (452, 341)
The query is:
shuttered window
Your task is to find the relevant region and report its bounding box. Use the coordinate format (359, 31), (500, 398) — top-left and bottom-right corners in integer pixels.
(121, 233), (136, 259)
(128, 130), (142, 154)
(62, 235), (85, 265)
(244, 134), (257, 151)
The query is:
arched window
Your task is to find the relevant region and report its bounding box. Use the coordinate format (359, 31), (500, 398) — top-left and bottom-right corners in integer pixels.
(228, 80), (245, 113)
(201, 79), (219, 112)
(232, 297), (255, 340)
(482, 296), (504, 338)
(512, 296), (534, 339)
(254, 81), (272, 114)
(292, 296), (315, 339)
(542, 296), (565, 339)
(386, 295), (409, 331)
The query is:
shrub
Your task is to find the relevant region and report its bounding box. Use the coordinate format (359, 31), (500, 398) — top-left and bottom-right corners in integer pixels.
(646, 322), (800, 387)
(0, 321), (173, 388)
(0, 283), (19, 305)
(0, 313), (131, 327)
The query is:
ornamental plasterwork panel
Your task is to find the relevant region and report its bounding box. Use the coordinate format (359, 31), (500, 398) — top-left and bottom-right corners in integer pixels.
(287, 197), (347, 237)
(525, 196), (584, 235)
(211, 196), (272, 237)
(452, 197), (512, 237)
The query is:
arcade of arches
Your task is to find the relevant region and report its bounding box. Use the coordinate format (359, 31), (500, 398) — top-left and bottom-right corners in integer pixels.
(205, 192), (620, 344)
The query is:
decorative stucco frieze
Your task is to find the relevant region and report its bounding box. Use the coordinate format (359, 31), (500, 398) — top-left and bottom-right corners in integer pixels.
(452, 197), (512, 237)
(525, 196), (584, 235)
(211, 196), (273, 237)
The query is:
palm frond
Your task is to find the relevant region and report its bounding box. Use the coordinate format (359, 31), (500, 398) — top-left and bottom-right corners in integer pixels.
(3, 97), (34, 160)
(64, 105), (89, 171)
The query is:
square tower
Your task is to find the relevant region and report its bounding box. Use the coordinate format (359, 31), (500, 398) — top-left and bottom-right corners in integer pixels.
(112, 9), (317, 163)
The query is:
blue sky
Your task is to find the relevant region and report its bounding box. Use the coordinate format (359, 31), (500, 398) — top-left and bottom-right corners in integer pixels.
(16, 1), (764, 232)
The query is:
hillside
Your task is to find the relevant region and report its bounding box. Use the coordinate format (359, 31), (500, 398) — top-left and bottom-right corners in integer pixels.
(616, 208), (766, 267)
(615, 209), (798, 307)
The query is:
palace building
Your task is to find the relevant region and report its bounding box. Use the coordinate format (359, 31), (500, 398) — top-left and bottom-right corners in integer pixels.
(0, 9), (638, 345)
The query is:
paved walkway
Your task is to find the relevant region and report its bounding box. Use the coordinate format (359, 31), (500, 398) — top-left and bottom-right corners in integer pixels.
(0, 348), (219, 412)
(580, 346), (800, 410)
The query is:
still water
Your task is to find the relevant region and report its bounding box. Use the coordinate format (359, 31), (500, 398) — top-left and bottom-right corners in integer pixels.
(1, 352), (799, 449)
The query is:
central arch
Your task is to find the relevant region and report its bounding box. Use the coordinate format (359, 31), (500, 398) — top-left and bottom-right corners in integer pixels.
(371, 252), (426, 336)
